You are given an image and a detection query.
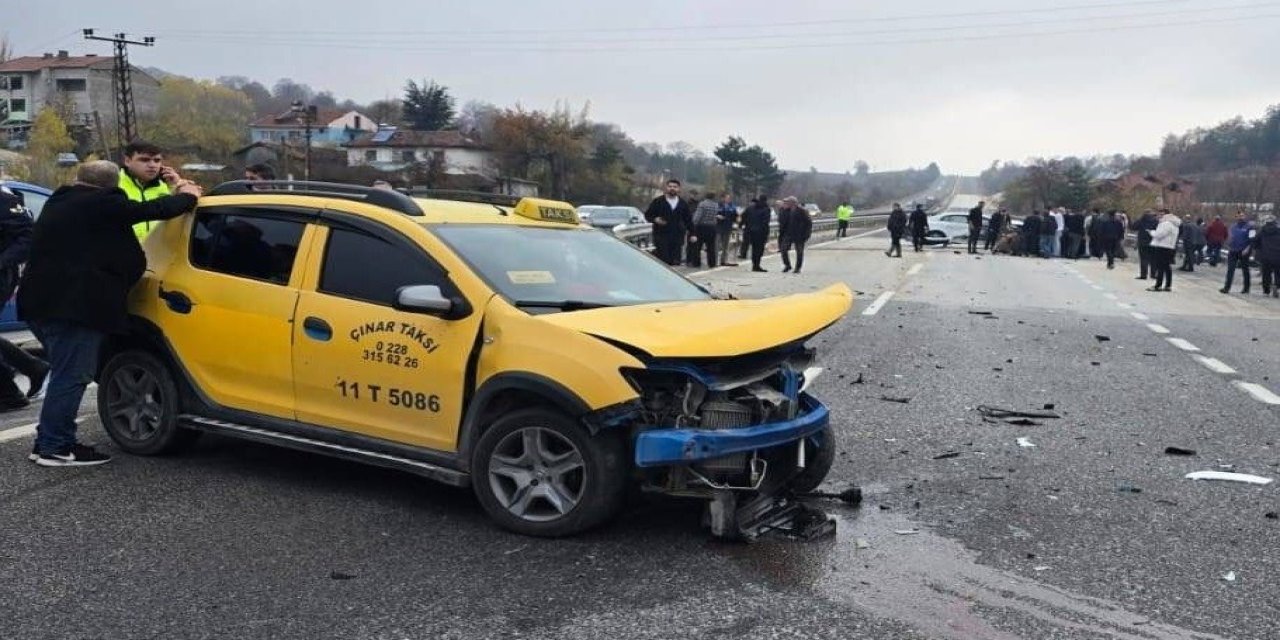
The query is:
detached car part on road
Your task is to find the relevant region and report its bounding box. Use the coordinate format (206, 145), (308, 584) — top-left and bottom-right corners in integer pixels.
(96, 182), (852, 539)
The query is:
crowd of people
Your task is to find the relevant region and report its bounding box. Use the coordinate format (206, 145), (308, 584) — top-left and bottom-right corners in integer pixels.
(643, 179), (818, 274)
(947, 202), (1280, 297)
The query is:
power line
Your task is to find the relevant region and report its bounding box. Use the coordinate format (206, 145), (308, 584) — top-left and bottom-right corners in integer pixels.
(159, 10), (1280, 54)
(156, 1), (1279, 46)
(157, 0), (1199, 37)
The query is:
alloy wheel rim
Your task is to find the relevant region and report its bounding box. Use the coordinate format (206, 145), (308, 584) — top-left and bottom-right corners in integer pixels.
(106, 365), (164, 442)
(487, 427), (586, 522)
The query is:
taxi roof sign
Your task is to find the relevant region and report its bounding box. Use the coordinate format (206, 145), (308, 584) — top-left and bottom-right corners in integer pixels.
(513, 198), (580, 225)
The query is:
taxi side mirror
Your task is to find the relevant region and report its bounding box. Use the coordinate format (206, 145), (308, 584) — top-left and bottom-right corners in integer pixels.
(395, 285), (453, 316)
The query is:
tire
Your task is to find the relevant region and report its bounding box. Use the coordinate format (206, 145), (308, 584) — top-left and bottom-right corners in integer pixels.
(471, 408), (628, 537)
(98, 350), (200, 455)
(789, 426), (837, 493)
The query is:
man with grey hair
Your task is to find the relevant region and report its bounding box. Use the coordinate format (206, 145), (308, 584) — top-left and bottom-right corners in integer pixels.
(17, 160), (201, 466)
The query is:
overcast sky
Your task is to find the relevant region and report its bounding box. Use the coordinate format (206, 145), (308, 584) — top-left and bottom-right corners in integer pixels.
(9, 0), (1279, 174)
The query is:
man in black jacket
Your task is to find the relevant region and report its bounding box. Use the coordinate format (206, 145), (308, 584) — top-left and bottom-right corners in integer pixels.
(984, 208), (1005, 251)
(909, 204), (929, 252)
(643, 179), (694, 266)
(778, 197), (812, 273)
(967, 201), (985, 254)
(0, 186), (49, 411)
(1022, 211), (1042, 256)
(1254, 215), (1280, 297)
(886, 203), (907, 257)
(740, 196), (772, 272)
(1096, 210), (1124, 269)
(18, 161), (201, 466)
(1063, 210), (1086, 260)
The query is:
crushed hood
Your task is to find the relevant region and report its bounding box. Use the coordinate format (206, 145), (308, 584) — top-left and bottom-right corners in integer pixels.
(536, 284), (853, 358)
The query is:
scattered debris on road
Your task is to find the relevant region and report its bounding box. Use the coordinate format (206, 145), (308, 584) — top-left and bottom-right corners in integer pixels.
(1222, 571), (1237, 582)
(968, 311), (994, 316)
(329, 571), (356, 580)
(894, 529), (921, 535)
(796, 487), (864, 505)
(933, 452), (961, 460)
(1164, 446), (1197, 456)
(880, 395), (911, 404)
(850, 372), (865, 385)
(977, 405), (1062, 426)
(1117, 484), (1143, 494)
(1185, 471), (1274, 485)
(1017, 437), (1037, 448)
(1265, 512), (1279, 520)
(979, 475), (1006, 480)
(855, 538), (872, 549)
(1094, 335), (1111, 342)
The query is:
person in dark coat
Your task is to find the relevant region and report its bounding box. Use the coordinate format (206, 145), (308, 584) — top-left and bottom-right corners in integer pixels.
(18, 161), (201, 466)
(0, 186), (49, 411)
(886, 203), (907, 257)
(778, 197), (812, 273)
(1205, 215), (1228, 266)
(1178, 216), (1206, 272)
(909, 204), (929, 252)
(1022, 211), (1042, 256)
(1251, 215), (1279, 297)
(1096, 210), (1124, 269)
(1063, 210), (1086, 260)
(984, 208), (1005, 251)
(740, 196), (772, 272)
(1134, 210), (1159, 279)
(966, 200), (985, 254)
(643, 179), (694, 266)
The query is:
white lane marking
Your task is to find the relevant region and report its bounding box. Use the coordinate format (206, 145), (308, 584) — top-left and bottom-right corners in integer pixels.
(1130, 312), (1150, 321)
(1091, 285), (1105, 291)
(1233, 381), (1280, 405)
(1194, 356), (1238, 375)
(863, 291), (896, 316)
(906, 264), (924, 276)
(1146, 323), (1171, 335)
(1167, 338), (1201, 352)
(1103, 293), (1118, 300)
(0, 416), (88, 445)
(1116, 302), (1133, 309)
(0, 422), (36, 444)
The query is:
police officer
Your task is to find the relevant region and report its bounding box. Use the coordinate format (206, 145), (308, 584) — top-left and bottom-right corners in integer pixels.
(835, 201), (853, 238)
(118, 140), (183, 240)
(0, 186), (49, 411)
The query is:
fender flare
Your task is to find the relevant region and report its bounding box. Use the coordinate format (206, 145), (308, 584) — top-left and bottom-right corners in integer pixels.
(456, 372), (592, 471)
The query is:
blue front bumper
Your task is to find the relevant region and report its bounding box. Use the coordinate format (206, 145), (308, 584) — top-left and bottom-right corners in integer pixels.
(633, 393), (830, 467)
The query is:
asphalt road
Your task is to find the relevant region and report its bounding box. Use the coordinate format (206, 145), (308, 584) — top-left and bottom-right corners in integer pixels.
(3, 202), (1278, 639)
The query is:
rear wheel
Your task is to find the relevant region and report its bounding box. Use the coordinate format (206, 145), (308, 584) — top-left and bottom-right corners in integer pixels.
(98, 351), (199, 455)
(472, 408), (627, 537)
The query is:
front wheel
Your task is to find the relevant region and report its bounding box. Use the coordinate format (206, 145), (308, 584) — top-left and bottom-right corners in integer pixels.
(98, 350), (200, 455)
(789, 426), (837, 493)
(472, 408), (628, 537)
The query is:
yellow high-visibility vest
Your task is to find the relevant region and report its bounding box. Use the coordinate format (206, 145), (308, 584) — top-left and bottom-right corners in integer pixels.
(118, 169), (171, 240)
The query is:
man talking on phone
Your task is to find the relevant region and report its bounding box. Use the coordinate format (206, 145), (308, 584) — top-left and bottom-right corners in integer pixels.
(117, 140), (183, 240)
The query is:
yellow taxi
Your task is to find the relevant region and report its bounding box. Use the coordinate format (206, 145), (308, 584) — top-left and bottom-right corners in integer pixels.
(97, 181), (853, 539)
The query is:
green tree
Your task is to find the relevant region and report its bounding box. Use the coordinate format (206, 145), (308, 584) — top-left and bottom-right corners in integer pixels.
(1062, 162), (1092, 210)
(489, 105), (591, 199)
(20, 109), (76, 186)
(139, 77), (253, 160)
(403, 80), (456, 131)
(714, 136), (786, 197)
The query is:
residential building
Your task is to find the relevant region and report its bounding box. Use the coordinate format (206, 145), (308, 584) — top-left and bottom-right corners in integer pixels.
(344, 127), (493, 175)
(0, 51), (159, 140)
(249, 109), (377, 148)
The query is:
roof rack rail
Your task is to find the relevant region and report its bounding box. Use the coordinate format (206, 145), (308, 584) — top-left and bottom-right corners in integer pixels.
(207, 180), (424, 216)
(409, 189), (521, 207)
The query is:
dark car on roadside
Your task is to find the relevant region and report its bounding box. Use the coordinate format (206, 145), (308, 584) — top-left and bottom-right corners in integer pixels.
(1, 180), (52, 331)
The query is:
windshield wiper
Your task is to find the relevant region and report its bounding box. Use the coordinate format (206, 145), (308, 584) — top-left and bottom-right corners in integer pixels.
(513, 300), (613, 311)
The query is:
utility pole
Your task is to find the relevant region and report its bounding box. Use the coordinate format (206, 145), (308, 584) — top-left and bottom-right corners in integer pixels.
(83, 29), (154, 152)
(291, 100), (317, 180)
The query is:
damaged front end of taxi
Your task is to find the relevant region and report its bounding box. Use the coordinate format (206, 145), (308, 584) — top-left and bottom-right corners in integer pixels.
(615, 345), (838, 541)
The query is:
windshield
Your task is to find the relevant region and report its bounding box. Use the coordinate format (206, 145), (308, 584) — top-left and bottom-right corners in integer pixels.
(432, 225), (712, 310)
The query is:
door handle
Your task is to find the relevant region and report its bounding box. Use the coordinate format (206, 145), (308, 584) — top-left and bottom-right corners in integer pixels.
(303, 316), (332, 341)
(158, 287), (194, 314)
